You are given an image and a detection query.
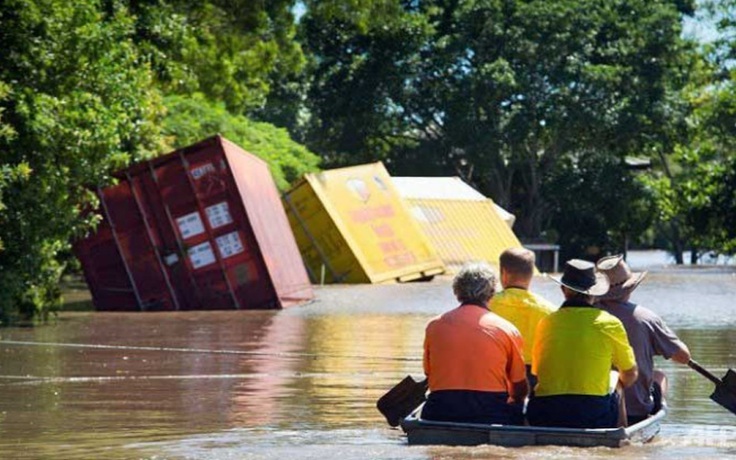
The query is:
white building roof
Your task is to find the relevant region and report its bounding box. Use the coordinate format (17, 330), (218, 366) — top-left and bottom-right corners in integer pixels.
(392, 176), (487, 201)
(392, 176), (516, 226)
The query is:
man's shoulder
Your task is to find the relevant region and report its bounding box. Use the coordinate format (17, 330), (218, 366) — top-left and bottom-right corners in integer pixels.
(605, 301), (665, 324)
(480, 310), (522, 335)
(551, 306), (622, 326)
(595, 308), (625, 323)
(492, 288), (555, 313)
(425, 311), (449, 329)
(631, 303), (662, 321)
(592, 309), (633, 338)
(528, 291), (556, 313)
(490, 288), (520, 303)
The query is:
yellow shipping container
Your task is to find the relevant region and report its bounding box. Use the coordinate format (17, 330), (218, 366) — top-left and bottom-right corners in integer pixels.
(393, 177), (526, 273)
(283, 163), (446, 283)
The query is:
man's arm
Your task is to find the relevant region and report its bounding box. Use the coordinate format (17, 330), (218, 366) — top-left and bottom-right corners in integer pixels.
(650, 313), (691, 364)
(670, 344), (691, 364)
(609, 315), (638, 388)
(618, 365), (638, 388)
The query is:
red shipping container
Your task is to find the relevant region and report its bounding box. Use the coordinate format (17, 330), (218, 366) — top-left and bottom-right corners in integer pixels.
(74, 135), (313, 311)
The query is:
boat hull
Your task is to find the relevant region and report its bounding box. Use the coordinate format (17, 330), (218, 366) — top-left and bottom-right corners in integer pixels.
(400, 406), (665, 447)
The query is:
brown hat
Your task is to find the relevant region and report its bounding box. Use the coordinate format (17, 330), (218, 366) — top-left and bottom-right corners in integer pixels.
(595, 255), (647, 300)
(551, 259), (610, 296)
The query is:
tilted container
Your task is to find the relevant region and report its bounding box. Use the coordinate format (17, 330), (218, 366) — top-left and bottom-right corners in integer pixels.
(283, 162), (445, 284)
(392, 176), (526, 273)
(74, 135), (313, 311)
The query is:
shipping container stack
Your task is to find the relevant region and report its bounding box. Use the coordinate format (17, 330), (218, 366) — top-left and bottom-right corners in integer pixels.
(392, 176), (527, 274)
(283, 162), (446, 284)
(74, 135), (313, 311)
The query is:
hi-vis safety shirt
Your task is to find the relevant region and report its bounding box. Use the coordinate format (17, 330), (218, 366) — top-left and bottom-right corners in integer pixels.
(532, 303), (636, 397)
(489, 287), (556, 363)
(423, 304), (527, 393)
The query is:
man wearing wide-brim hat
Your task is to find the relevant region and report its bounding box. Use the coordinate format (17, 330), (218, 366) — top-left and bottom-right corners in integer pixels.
(526, 259), (639, 429)
(596, 255), (691, 425)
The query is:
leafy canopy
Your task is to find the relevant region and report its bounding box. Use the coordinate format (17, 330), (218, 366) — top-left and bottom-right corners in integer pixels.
(0, 0), (165, 324)
(163, 93), (320, 190)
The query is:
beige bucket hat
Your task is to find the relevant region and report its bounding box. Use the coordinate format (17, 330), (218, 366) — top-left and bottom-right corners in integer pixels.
(596, 254), (647, 300)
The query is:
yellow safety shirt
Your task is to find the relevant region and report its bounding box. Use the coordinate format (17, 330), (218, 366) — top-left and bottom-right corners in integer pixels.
(532, 304), (636, 397)
(489, 287), (556, 363)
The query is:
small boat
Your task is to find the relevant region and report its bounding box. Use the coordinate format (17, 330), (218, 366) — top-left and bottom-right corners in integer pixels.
(400, 405), (666, 448)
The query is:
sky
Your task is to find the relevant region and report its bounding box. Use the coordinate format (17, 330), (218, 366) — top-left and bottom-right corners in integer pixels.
(682, 8), (720, 44)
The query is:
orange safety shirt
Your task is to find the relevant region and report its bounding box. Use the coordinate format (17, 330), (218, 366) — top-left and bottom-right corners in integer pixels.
(423, 304), (527, 393)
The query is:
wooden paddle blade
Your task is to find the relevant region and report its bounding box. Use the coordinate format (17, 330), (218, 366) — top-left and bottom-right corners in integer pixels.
(377, 376), (428, 427)
(710, 369), (736, 415)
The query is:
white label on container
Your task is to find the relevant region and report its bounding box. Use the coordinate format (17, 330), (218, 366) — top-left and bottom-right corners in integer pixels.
(205, 201), (233, 229)
(188, 241), (216, 269)
(164, 253), (179, 266)
(216, 231), (244, 259)
(190, 162), (216, 180)
(176, 211), (205, 239)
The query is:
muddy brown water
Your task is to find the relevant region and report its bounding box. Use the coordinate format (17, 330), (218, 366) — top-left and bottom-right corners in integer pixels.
(1, 264), (736, 459)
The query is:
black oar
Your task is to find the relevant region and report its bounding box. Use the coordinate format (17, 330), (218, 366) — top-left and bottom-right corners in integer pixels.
(376, 375), (428, 427)
(688, 359), (736, 415)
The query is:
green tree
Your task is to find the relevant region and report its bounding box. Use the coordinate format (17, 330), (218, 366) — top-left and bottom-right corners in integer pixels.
(299, 0), (434, 165)
(652, 75), (736, 262)
(0, 82), (31, 255)
(301, 0), (696, 251)
(163, 93), (320, 190)
(0, 1), (164, 324)
(645, 0), (736, 263)
(127, 0), (306, 119)
(545, 152), (656, 262)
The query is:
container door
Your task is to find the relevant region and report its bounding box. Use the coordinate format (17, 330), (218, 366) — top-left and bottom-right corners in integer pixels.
(73, 222), (139, 311)
(99, 182), (177, 311)
(184, 145), (276, 309)
(134, 170), (202, 310)
(155, 150), (239, 309)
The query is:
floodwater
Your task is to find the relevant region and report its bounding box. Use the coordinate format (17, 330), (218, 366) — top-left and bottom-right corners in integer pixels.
(1, 256), (736, 459)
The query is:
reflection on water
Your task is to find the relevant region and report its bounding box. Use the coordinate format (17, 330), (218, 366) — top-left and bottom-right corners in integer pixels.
(1, 268), (736, 459)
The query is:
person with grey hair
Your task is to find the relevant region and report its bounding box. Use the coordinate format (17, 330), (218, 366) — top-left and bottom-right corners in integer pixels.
(422, 262), (529, 424)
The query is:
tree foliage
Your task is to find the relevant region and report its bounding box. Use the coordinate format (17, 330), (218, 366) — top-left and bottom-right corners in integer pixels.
(300, 0), (696, 241)
(653, 75), (736, 260)
(4, 0), (736, 323)
(163, 93), (320, 190)
(545, 152), (656, 261)
(644, 0), (736, 263)
(299, 0), (433, 165)
(0, 0), (319, 323)
(0, 0), (165, 324)
(128, 0), (306, 117)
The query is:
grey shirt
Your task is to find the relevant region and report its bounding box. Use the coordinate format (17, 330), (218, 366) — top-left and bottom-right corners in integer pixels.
(597, 299), (685, 417)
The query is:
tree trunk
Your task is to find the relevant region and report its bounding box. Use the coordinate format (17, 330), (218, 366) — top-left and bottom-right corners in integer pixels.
(671, 222), (684, 264)
(690, 246), (698, 265)
(657, 151), (685, 265)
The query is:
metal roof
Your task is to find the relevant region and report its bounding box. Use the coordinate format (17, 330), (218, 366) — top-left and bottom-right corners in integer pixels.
(392, 176), (487, 201)
(392, 176), (516, 226)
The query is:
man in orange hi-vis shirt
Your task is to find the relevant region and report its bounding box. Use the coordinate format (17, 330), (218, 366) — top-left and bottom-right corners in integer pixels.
(422, 262), (529, 425)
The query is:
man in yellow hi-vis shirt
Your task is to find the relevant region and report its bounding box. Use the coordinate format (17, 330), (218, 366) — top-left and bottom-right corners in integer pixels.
(489, 248), (555, 391)
(527, 259), (638, 428)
